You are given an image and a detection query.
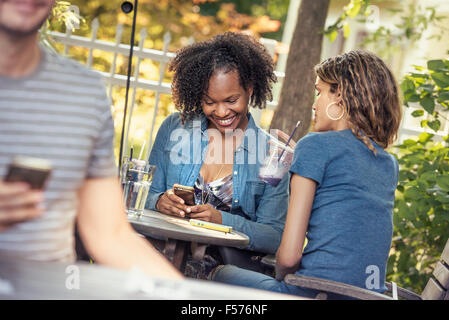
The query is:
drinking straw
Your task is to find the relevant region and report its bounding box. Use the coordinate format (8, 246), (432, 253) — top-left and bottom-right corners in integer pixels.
(278, 121), (301, 161)
(138, 140), (146, 160)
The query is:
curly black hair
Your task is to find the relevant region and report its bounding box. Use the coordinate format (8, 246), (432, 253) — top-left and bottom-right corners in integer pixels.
(168, 32), (277, 123)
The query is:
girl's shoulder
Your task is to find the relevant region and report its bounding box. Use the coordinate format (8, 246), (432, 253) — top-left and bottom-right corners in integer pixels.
(298, 129), (361, 147)
(296, 130), (345, 149)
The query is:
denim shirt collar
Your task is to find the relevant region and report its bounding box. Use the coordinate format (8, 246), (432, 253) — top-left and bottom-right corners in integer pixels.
(186, 112), (258, 155)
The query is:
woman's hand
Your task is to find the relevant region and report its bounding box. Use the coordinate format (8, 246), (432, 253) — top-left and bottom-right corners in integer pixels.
(188, 204), (222, 224)
(156, 189), (192, 218)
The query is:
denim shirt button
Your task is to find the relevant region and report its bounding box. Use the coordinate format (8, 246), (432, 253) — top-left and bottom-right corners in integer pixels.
(233, 171), (237, 175)
(234, 199), (238, 203)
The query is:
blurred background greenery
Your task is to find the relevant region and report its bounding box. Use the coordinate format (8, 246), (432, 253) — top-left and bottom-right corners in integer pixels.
(44, 0), (292, 163)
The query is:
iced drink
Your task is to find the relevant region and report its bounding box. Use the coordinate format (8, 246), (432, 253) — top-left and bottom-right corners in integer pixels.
(258, 141), (293, 187)
(123, 160), (156, 216)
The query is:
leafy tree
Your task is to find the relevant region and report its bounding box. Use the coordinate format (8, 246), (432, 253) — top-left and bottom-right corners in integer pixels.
(323, 0), (447, 60)
(40, 0), (84, 49)
(198, 0), (290, 40)
(360, 2), (447, 60)
(388, 59), (449, 292)
(324, 0), (371, 42)
(58, 0), (282, 49)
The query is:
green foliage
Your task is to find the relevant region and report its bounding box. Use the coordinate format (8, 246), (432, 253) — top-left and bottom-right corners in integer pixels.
(388, 133), (449, 292)
(324, 0), (447, 61)
(324, 0), (371, 42)
(360, 3), (447, 60)
(401, 59), (449, 132)
(50, 1), (85, 31)
(198, 0), (290, 40)
(387, 59), (449, 293)
(44, 0), (284, 163)
(40, 1), (85, 50)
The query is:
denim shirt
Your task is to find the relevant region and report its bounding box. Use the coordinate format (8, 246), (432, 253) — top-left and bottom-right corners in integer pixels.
(145, 112), (288, 254)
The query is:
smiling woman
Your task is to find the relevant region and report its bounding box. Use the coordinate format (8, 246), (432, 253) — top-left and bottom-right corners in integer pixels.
(169, 32), (276, 125)
(202, 70), (251, 134)
(144, 32), (289, 277)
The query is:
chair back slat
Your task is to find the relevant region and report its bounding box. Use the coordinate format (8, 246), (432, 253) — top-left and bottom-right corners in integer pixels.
(421, 278), (446, 300)
(260, 254), (276, 268)
(433, 261), (449, 290)
(442, 238), (449, 266)
(420, 238), (449, 300)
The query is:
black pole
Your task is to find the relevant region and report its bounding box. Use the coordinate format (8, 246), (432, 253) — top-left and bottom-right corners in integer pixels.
(118, 0), (138, 176)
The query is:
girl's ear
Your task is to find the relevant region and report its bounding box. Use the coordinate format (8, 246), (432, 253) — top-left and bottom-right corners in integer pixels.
(334, 85), (343, 105)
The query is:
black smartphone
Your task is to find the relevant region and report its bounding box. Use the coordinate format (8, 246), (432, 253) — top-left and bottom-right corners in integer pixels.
(173, 184), (195, 206)
(4, 156), (52, 190)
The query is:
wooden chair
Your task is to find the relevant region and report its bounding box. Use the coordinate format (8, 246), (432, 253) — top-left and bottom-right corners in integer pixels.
(283, 238), (449, 300)
(260, 254), (276, 275)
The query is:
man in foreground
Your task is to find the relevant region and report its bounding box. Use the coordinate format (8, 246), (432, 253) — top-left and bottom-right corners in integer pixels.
(0, 0), (182, 280)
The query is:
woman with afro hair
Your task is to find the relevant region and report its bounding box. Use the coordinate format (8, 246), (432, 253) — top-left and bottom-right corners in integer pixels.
(145, 32), (288, 274)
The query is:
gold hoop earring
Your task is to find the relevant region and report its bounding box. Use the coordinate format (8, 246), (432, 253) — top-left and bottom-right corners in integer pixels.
(326, 102), (344, 121)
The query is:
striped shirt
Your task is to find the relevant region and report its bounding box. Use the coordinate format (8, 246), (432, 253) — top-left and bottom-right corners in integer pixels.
(0, 46), (117, 262)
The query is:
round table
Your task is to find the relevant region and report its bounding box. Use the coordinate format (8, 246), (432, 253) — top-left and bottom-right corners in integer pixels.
(127, 210), (250, 272)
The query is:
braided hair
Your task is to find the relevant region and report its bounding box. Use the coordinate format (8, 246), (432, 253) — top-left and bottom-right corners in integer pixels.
(168, 32), (277, 123)
(314, 50), (402, 153)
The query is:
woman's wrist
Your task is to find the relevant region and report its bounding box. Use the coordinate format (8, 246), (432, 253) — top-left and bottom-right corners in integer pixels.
(155, 193), (164, 211)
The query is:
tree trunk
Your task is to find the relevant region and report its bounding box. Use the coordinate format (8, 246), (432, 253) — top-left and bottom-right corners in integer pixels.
(270, 0), (330, 141)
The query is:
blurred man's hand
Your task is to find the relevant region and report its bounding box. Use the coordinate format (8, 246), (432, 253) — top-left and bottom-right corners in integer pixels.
(0, 181), (44, 231)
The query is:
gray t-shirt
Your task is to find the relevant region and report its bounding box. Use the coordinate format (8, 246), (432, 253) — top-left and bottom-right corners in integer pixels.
(0, 46), (117, 262)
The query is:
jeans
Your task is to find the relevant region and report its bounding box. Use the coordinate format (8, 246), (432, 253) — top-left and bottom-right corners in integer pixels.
(211, 264), (319, 299)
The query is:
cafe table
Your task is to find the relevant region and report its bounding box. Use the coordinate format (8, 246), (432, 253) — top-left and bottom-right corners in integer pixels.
(127, 209), (250, 273)
(0, 256), (304, 300)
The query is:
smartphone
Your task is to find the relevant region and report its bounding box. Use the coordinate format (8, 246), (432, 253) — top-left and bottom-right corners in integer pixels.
(173, 184), (195, 206)
(4, 156), (52, 190)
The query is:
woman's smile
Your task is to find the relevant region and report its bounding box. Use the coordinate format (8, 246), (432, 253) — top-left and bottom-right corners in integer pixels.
(214, 115), (237, 127)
